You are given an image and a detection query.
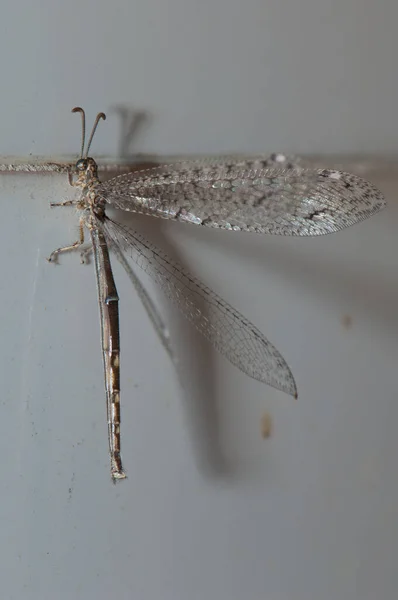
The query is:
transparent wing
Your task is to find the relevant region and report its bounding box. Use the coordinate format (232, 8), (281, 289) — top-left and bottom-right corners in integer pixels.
(108, 235), (176, 362)
(102, 217), (297, 398)
(98, 159), (385, 236)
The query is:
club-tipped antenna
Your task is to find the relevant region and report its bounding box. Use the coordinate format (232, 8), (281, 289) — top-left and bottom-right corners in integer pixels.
(85, 111), (106, 157)
(71, 107), (86, 159)
(71, 106), (106, 158)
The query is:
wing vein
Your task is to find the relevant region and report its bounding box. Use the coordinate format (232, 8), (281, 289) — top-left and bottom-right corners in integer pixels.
(102, 217), (297, 397)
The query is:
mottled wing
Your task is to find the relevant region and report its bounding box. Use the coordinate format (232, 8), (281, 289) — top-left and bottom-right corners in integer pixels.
(102, 217), (297, 398)
(98, 161), (385, 236)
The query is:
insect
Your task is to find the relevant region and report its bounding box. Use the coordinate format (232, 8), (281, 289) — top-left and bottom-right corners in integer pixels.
(47, 107), (385, 481)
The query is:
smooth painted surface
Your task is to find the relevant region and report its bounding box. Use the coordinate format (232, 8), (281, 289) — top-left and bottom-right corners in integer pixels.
(0, 1), (398, 157)
(1, 1), (398, 597)
(0, 164), (397, 599)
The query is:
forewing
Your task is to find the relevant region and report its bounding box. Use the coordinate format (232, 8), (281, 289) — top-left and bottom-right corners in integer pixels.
(102, 217), (297, 398)
(98, 160), (385, 236)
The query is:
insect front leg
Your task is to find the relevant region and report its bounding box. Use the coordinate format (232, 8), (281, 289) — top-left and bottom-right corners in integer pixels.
(49, 168), (78, 207)
(47, 218), (86, 263)
(50, 199), (76, 208)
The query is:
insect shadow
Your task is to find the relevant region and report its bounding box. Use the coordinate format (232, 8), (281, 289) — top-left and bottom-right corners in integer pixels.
(112, 207), (233, 479)
(108, 105), (152, 161)
(201, 209), (398, 338)
(102, 106), (232, 477)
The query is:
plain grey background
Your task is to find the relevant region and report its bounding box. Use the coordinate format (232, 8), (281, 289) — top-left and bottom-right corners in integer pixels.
(1, 0), (398, 158)
(1, 2), (398, 600)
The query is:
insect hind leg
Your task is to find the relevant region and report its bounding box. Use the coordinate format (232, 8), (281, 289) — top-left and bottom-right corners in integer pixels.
(79, 244), (93, 264)
(47, 219), (85, 263)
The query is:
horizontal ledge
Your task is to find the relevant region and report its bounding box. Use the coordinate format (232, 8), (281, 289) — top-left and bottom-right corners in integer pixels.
(0, 153), (398, 179)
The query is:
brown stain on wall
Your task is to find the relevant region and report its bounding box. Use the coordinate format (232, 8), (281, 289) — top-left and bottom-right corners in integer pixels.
(261, 413), (272, 439)
(341, 314), (353, 330)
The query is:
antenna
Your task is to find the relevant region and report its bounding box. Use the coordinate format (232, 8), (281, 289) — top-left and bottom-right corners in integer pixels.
(71, 107), (106, 158)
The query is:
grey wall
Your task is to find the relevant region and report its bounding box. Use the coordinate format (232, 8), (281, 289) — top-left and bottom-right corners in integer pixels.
(1, 3), (398, 600)
(1, 0), (397, 158)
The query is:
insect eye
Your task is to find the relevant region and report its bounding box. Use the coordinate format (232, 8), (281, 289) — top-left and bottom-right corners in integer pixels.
(76, 159), (87, 171)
